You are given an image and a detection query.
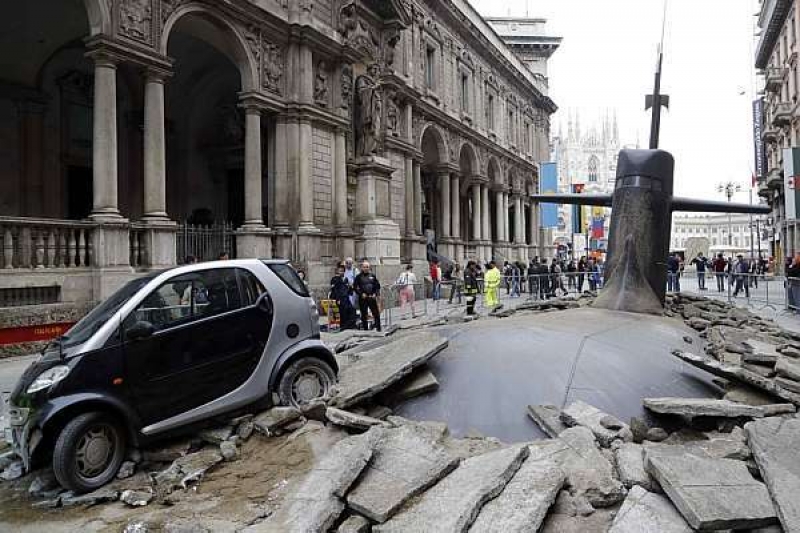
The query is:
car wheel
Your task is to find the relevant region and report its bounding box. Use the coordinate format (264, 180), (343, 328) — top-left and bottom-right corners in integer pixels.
(52, 411), (126, 493)
(278, 357), (336, 408)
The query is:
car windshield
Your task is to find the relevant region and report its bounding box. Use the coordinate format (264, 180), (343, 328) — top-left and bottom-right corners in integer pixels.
(60, 274), (158, 349)
(266, 262), (310, 297)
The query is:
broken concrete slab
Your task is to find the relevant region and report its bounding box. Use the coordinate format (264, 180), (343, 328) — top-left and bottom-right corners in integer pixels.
(609, 486), (692, 533)
(383, 367), (440, 404)
(337, 515), (371, 533)
(374, 444), (528, 532)
(560, 400), (631, 447)
(643, 397), (795, 419)
(346, 423), (459, 523)
(120, 488), (154, 507)
(251, 428), (383, 533)
(253, 407), (303, 436)
(470, 454), (565, 532)
(776, 376), (800, 394)
(528, 427), (626, 508)
(670, 351), (800, 405)
(743, 352), (780, 365)
(615, 443), (658, 492)
(645, 428), (751, 462)
(527, 404), (568, 438)
(745, 417), (800, 533)
(153, 448), (224, 496)
(776, 358), (800, 382)
(331, 331), (448, 409)
(197, 425), (234, 445)
(325, 407), (387, 432)
(645, 452), (777, 530)
(723, 383), (779, 406)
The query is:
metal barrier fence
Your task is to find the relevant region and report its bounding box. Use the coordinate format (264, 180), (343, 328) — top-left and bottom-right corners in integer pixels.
(676, 271), (787, 312)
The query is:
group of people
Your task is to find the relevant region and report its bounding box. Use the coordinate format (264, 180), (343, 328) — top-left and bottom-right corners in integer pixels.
(328, 258), (383, 332)
(669, 251), (770, 297)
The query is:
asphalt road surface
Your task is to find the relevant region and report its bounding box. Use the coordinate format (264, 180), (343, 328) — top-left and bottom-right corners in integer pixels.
(396, 307), (720, 443)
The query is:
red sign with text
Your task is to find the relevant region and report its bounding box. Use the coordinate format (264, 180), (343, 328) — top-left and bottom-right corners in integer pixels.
(0, 323), (75, 346)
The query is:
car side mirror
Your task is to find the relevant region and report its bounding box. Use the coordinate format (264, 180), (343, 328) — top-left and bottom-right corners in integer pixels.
(126, 321), (155, 341)
(256, 292), (273, 315)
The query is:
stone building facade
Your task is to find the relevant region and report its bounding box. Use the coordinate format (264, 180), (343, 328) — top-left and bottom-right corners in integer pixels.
(0, 0), (556, 306)
(756, 0), (800, 271)
(670, 213), (770, 257)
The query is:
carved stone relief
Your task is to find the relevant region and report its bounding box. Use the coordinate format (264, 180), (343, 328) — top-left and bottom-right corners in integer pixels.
(119, 0), (153, 43)
(386, 90), (399, 137)
(262, 42), (284, 94)
(341, 64), (354, 113)
(314, 60), (329, 107)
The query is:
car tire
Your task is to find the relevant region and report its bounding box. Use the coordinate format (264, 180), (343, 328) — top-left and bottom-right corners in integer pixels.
(52, 411), (126, 493)
(277, 357), (336, 408)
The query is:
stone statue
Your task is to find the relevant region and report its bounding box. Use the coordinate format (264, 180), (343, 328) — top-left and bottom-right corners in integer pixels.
(341, 64), (353, 112)
(354, 64), (383, 157)
(314, 61), (328, 107)
(386, 91), (399, 137)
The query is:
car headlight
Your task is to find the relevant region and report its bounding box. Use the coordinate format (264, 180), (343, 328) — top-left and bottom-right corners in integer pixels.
(26, 366), (71, 394)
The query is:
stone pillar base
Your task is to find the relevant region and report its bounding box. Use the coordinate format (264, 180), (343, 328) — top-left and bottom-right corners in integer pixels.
(91, 266), (139, 301)
(355, 218), (401, 266)
(273, 227), (293, 260)
(236, 227), (273, 259)
(91, 222), (131, 269)
(139, 220), (177, 269)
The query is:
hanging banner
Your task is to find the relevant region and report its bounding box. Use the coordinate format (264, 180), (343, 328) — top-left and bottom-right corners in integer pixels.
(753, 99), (766, 181)
(784, 148), (800, 220)
(540, 162), (559, 228)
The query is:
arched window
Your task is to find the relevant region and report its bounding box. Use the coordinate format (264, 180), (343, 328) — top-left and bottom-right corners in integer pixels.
(588, 156), (599, 183)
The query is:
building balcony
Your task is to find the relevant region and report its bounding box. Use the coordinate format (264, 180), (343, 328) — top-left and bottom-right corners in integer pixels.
(772, 102), (793, 127)
(766, 167), (784, 189)
(764, 67), (787, 93)
(762, 125), (779, 143)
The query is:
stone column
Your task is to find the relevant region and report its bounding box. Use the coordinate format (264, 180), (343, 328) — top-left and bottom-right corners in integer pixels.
(529, 202), (538, 249)
(404, 156), (414, 236)
(274, 117), (290, 229)
(482, 185), (490, 243)
(472, 185), (481, 241)
(142, 69), (168, 221)
(334, 128), (349, 229)
(503, 192), (510, 243)
(495, 190), (504, 242)
(440, 172), (451, 238)
(90, 55), (121, 220)
(242, 105), (265, 229)
(413, 162), (423, 234)
(298, 119), (315, 228)
(451, 174), (460, 239)
(515, 195), (523, 244)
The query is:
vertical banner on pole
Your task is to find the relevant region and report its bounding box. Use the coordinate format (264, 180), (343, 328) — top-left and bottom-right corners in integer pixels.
(540, 162), (559, 228)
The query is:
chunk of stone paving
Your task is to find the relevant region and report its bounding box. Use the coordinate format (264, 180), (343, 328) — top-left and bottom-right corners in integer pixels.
(198, 425), (234, 445)
(253, 406), (302, 436)
(469, 454), (565, 532)
(325, 407), (388, 432)
(61, 487), (120, 506)
(609, 485), (692, 533)
(630, 417), (649, 443)
(347, 424), (459, 523)
(528, 404), (568, 438)
(382, 366), (440, 404)
(615, 443), (659, 492)
(776, 376), (800, 394)
(645, 451), (777, 530)
(374, 444), (528, 532)
(539, 492), (617, 533)
(251, 428), (382, 533)
(331, 332), (447, 409)
(745, 417), (800, 533)
(776, 357), (800, 382)
(646, 428), (751, 461)
(121, 488), (154, 507)
(0, 459), (23, 481)
(337, 515), (371, 533)
(672, 351), (800, 405)
(153, 449), (223, 495)
(724, 383), (779, 406)
(645, 427), (669, 442)
(560, 400), (632, 446)
(528, 427), (626, 508)
(142, 439), (192, 463)
(644, 397), (796, 419)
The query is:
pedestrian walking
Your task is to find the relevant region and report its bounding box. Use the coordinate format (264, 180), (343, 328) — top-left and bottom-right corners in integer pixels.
(503, 261), (512, 295)
(567, 260), (577, 290)
(484, 260), (502, 309)
(464, 261), (479, 315)
(429, 259), (442, 301)
(666, 253), (680, 293)
(395, 264), (417, 319)
(691, 253), (708, 291)
(712, 253), (726, 292)
(343, 257), (359, 309)
(354, 261), (382, 331)
(330, 263), (357, 330)
(448, 262), (463, 304)
(733, 254), (750, 298)
(587, 258), (599, 292)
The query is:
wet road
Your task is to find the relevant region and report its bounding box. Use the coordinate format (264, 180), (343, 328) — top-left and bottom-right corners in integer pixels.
(396, 307), (720, 443)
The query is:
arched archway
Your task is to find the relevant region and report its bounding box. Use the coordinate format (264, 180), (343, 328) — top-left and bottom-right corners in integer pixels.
(459, 143), (479, 243)
(162, 9), (264, 237)
(487, 157), (502, 243)
(82, 0), (111, 35)
(161, 6), (259, 92)
(420, 124), (447, 245)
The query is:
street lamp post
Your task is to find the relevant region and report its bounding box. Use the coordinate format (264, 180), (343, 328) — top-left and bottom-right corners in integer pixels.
(717, 182), (742, 248)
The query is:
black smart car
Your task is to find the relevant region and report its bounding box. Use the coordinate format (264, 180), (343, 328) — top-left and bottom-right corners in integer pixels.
(6, 259), (337, 493)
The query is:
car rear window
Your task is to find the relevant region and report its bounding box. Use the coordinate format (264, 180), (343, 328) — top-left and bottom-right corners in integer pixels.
(267, 263), (309, 297)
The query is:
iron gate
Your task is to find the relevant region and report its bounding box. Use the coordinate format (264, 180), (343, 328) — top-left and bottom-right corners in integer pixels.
(176, 221), (236, 263)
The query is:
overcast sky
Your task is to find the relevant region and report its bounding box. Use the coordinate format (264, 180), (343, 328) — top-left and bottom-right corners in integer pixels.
(470, 0), (761, 203)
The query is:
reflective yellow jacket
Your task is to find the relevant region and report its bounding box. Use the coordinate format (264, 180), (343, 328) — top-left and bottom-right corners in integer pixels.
(485, 267), (502, 289)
